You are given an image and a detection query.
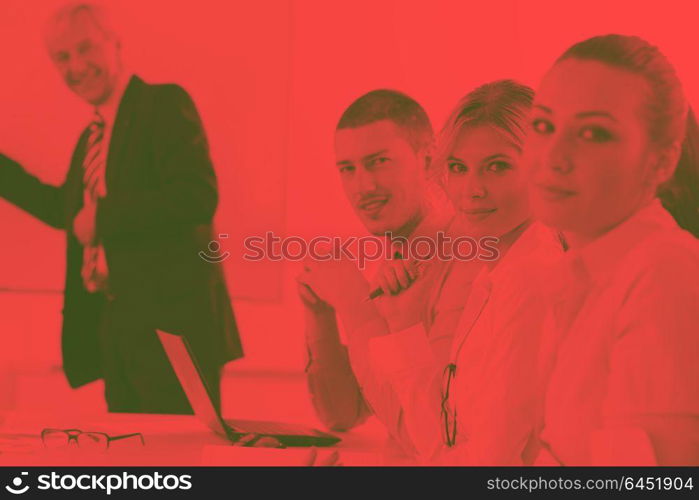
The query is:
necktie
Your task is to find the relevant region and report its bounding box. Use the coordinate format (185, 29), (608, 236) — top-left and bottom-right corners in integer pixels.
(80, 112), (110, 293)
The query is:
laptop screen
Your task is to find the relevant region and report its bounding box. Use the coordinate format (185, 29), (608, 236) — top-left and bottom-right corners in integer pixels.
(156, 330), (229, 438)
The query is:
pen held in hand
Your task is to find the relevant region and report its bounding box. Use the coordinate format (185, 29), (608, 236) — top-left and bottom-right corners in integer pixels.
(365, 259), (428, 301)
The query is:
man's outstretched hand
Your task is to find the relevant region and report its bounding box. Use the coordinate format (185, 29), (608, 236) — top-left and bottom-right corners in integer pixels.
(73, 202), (97, 246)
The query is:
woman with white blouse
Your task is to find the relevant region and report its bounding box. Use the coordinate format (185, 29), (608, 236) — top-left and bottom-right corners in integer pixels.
(525, 34), (699, 465)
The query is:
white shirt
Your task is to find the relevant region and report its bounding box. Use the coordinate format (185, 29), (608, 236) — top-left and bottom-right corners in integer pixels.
(305, 208), (456, 450)
(95, 70), (133, 181)
(363, 222), (563, 464)
(536, 200), (699, 465)
(83, 71), (132, 291)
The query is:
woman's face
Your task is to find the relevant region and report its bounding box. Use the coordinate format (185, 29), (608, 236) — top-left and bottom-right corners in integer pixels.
(524, 58), (660, 243)
(444, 124), (530, 238)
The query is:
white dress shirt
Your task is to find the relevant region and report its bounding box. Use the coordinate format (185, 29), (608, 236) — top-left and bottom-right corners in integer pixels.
(536, 200), (699, 465)
(83, 70), (133, 292)
(363, 221), (563, 464)
(305, 208), (457, 452)
(93, 70), (133, 186)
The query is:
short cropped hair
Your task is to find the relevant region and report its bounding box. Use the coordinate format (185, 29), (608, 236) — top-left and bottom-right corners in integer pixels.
(45, 2), (117, 42)
(336, 89), (434, 153)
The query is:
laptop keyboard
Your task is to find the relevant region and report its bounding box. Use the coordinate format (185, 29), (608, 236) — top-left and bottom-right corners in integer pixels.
(227, 419), (319, 436)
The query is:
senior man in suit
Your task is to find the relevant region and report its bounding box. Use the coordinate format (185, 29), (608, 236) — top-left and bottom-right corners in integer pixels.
(0, 2), (243, 413)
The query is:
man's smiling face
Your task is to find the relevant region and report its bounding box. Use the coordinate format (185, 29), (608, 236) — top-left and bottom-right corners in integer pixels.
(45, 7), (121, 106)
(334, 119), (428, 236)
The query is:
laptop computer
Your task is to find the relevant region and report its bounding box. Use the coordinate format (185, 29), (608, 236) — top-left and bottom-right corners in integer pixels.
(157, 330), (341, 447)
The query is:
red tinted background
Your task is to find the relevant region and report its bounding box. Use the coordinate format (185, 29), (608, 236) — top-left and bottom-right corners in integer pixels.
(0, 0), (697, 416)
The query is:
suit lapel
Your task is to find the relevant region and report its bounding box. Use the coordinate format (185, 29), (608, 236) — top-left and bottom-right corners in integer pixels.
(105, 75), (145, 191)
(64, 128), (91, 223)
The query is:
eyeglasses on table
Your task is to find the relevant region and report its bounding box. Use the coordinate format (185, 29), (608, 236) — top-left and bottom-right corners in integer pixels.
(41, 428), (145, 451)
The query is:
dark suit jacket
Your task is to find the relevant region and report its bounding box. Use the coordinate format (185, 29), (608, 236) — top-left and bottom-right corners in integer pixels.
(0, 75), (243, 388)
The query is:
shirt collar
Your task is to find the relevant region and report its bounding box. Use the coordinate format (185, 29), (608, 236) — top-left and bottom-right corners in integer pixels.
(572, 199), (675, 283)
(95, 70), (133, 126)
(489, 220), (562, 282)
(462, 220), (564, 298)
(389, 204), (454, 254)
(545, 199), (677, 296)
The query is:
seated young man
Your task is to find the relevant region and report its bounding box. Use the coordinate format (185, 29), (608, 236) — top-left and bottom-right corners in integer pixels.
(298, 90), (468, 457)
